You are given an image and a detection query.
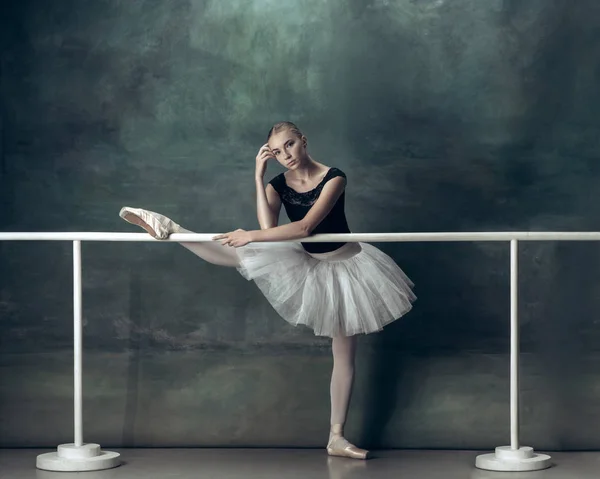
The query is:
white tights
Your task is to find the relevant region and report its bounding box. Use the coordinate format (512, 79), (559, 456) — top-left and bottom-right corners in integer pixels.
(330, 336), (357, 437)
(176, 226), (240, 267)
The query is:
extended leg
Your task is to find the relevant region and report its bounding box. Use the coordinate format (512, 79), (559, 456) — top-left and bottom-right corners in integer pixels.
(119, 207), (239, 267)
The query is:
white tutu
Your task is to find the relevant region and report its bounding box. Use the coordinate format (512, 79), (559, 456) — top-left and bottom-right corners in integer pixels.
(236, 242), (416, 337)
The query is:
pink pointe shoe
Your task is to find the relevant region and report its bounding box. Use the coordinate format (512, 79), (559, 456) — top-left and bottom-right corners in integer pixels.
(119, 207), (181, 240)
(326, 424), (369, 460)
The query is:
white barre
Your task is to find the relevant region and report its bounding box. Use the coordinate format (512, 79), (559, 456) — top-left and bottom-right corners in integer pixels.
(2, 231), (600, 242)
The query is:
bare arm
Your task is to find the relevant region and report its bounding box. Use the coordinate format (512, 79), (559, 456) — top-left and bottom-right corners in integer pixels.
(256, 180), (281, 229)
(254, 143), (281, 229)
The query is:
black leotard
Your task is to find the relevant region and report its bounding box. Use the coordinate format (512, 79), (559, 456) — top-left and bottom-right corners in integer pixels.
(268, 167), (351, 253)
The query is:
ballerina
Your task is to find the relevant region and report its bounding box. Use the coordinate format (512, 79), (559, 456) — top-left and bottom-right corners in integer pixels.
(119, 121), (416, 459)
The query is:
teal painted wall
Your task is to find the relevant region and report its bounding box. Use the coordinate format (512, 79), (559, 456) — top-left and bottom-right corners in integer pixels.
(2, 0), (600, 449)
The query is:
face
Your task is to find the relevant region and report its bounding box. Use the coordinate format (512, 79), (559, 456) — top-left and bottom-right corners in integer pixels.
(267, 130), (307, 170)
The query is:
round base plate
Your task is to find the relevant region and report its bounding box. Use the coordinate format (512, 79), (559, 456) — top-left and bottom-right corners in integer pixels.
(37, 449), (121, 472)
(476, 446), (551, 472)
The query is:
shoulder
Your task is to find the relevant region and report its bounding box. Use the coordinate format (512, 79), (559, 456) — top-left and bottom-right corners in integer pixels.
(268, 173), (286, 192)
(319, 167), (347, 196)
(324, 167), (347, 183)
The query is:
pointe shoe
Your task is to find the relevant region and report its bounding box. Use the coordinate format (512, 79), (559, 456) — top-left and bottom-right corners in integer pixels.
(119, 207), (181, 240)
(327, 425), (369, 460)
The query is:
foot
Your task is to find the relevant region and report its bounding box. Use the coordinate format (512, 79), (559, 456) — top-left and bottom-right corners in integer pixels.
(327, 425), (369, 460)
(119, 207), (181, 240)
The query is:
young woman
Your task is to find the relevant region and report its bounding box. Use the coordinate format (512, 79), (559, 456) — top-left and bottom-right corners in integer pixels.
(119, 121), (416, 459)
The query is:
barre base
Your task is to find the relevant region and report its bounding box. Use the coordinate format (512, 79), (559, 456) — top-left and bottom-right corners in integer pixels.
(36, 443), (121, 472)
(476, 446), (551, 471)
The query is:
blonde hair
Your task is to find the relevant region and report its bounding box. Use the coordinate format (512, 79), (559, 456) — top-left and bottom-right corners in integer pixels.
(267, 121), (303, 141)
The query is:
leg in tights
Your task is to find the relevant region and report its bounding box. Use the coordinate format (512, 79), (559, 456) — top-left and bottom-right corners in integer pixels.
(175, 227), (240, 268)
(328, 335), (368, 458)
(120, 208), (240, 267)
(329, 335), (357, 439)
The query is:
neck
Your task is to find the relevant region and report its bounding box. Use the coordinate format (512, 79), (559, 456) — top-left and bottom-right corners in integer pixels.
(293, 156), (322, 180)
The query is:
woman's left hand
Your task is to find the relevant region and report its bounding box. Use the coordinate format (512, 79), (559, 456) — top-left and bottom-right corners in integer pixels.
(213, 229), (253, 248)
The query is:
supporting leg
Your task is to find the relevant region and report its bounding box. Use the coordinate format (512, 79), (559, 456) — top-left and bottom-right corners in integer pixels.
(330, 336), (357, 426)
(328, 335), (369, 459)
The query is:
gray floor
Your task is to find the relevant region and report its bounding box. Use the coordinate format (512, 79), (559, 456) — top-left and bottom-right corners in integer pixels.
(1, 449), (600, 479)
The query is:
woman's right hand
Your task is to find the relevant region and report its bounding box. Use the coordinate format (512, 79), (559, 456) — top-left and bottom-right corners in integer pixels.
(255, 144), (275, 179)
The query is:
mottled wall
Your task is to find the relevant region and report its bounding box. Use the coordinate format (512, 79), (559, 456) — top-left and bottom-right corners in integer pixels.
(2, 0), (600, 449)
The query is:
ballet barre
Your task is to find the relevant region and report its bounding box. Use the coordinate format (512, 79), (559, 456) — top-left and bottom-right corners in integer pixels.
(4, 231), (600, 241)
(5, 231), (600, 472)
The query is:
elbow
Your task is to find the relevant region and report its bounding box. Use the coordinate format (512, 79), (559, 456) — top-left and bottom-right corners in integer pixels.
(259, 214), (278, 230)
(258, 221), (270, 230)
(298, 220), (313, 238)
(261, 221), (277, 230)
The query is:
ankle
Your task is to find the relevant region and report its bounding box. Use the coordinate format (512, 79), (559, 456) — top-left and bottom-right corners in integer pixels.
(330, 423), (344, 438)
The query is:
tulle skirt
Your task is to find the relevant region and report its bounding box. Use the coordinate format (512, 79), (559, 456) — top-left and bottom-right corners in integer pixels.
(236, 241), (416, 337)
